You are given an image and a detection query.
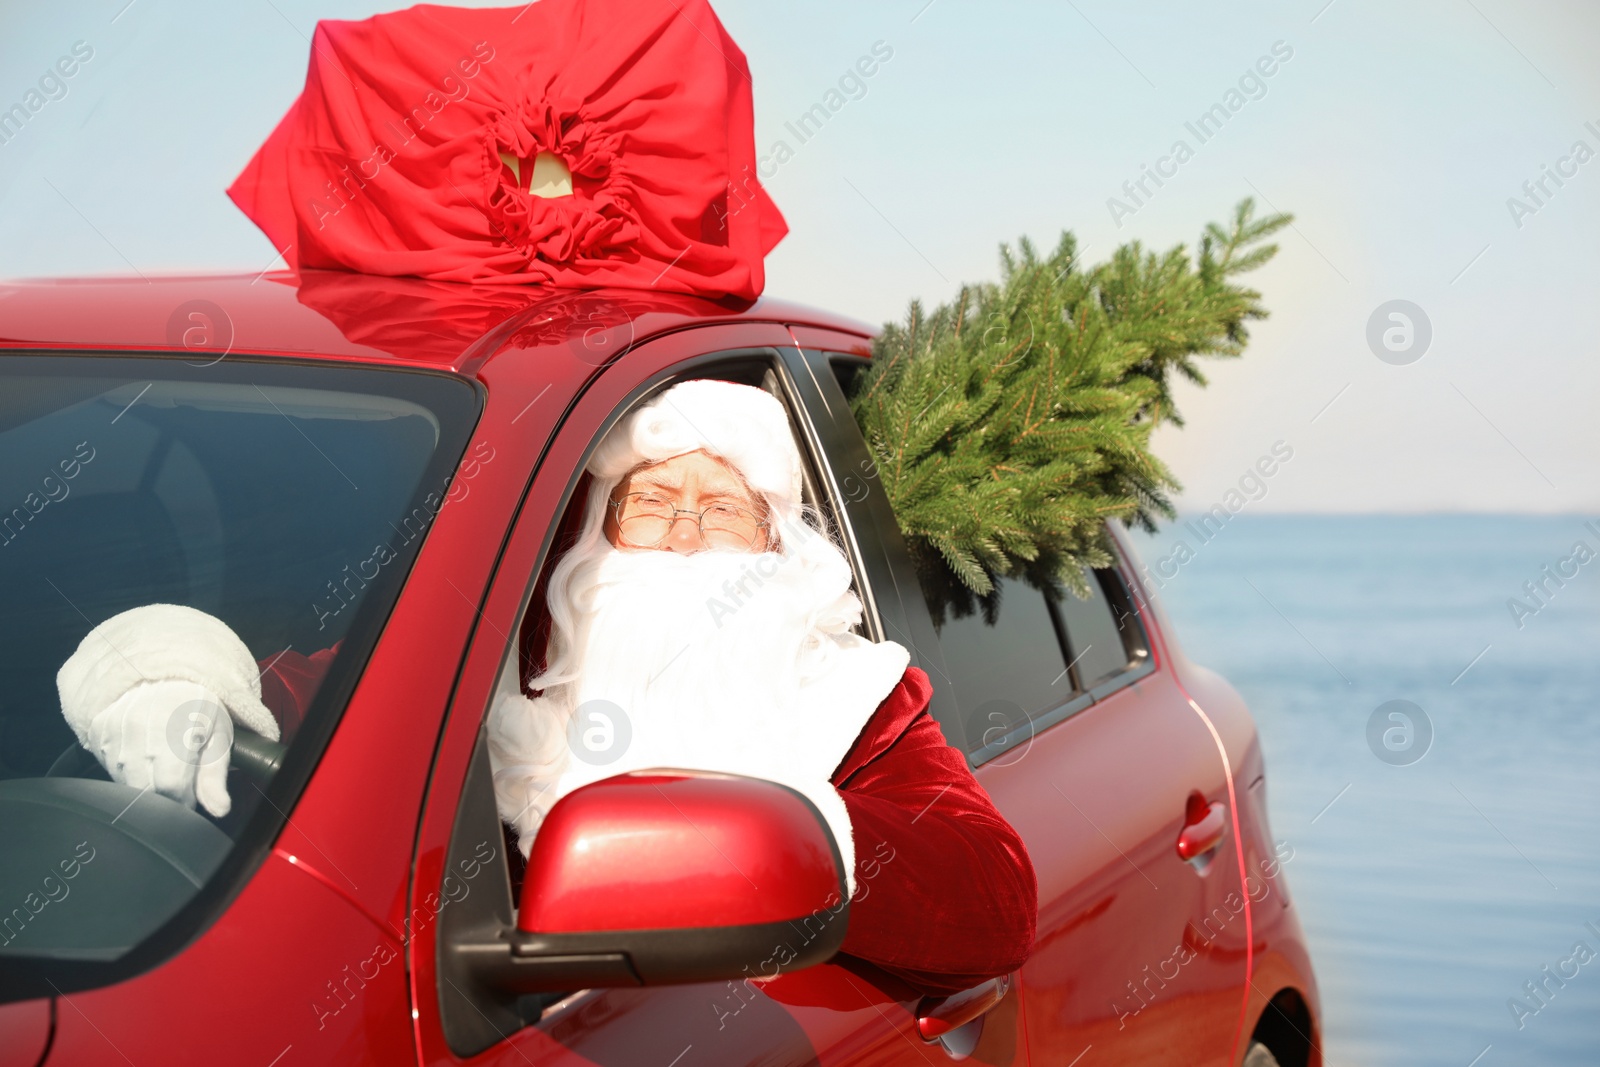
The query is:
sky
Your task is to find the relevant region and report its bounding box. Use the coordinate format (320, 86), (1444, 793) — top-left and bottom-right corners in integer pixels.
(0, 0), (1595, 514)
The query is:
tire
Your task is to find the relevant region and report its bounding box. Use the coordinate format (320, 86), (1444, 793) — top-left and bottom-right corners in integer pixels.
(1242, 1042), (1282, 1067)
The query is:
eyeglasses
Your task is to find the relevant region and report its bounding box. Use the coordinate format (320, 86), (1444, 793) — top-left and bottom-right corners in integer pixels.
(608, 491), (770, 550)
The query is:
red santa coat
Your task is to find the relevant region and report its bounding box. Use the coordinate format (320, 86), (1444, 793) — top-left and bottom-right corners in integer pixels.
(260, 652), (1036, 996)
(827, 666), (1038, 994)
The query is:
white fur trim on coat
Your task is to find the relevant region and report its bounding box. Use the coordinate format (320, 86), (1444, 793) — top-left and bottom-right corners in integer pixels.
(58, 603), (279, 746)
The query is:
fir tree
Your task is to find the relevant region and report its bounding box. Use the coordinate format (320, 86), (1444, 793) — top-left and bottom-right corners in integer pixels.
(845, 198), (1291, 624)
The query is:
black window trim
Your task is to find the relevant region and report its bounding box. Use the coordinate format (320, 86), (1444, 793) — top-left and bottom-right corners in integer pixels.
(773, 351), (887, 643)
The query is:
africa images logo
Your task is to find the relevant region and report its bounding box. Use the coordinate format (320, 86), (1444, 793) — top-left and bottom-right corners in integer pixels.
(311, 441), (495, 630)
(1107, 40), (1293, 228)
(1366, 699), (1433, 766)
(1366, 300), (1432, 366)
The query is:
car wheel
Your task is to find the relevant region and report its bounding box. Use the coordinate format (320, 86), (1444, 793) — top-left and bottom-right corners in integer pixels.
(1242, 1041), (1282, 1067)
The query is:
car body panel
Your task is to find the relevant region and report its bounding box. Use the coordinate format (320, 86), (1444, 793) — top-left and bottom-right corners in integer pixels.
(980, 665), (1244, 1065)
(0, 999), (50, 1067)
(1112, 527), (1324, 1063)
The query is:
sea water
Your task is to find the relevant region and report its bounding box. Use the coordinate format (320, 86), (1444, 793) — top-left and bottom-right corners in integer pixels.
(1128, 514), (1600, 1067)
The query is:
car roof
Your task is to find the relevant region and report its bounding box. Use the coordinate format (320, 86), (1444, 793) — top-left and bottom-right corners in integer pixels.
(0, 271), (877, 373)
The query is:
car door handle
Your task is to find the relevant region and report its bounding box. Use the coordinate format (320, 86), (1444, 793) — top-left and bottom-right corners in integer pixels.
(1176, 801), (1227, 861)
(916, 974), (1011, 1040)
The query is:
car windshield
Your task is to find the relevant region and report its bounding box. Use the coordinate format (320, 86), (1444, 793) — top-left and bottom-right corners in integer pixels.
(0, 355), (479, 971)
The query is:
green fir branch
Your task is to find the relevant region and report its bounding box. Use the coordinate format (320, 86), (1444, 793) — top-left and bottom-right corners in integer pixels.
(846, 198), (1290, 624)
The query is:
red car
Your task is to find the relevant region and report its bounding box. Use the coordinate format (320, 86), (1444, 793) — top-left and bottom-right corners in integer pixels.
(0, 272), (1319, 1066)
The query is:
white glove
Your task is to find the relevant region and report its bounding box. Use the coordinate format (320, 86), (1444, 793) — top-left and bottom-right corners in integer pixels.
(84, 679), (236, 816)
(58, 604), (279, 818)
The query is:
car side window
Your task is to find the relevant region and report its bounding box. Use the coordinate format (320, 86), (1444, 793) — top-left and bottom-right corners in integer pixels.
(473, 358), (864, 885)
(825, 348), (1155, 758)
(932, 576), (1077, 759)
(1058, 568), (1142, 690)
(487, 360), (863, 782)
(930, 568), (1151, 762)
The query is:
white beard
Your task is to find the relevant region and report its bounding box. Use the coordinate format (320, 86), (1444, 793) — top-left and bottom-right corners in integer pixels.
(487, 531), (909, 897)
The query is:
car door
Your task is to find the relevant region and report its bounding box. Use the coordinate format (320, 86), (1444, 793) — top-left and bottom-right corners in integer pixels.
(969, 569), (1246, 1066)
(412, 324), (1028, 1067)
(792, 342), (1251, 1066)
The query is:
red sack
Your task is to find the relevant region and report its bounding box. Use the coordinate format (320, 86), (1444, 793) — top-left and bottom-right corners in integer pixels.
(228, 2), (786, 301)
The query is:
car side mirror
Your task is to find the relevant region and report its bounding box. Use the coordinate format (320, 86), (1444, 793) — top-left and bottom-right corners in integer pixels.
(460, 770), (851, 996)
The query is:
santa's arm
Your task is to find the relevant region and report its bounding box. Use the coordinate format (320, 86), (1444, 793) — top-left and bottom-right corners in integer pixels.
(256, 643), (340, 741)
(832, 681), (1038, 996)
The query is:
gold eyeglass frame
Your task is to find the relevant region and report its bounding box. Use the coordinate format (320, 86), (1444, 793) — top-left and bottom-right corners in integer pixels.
(607, 492), (772, 550)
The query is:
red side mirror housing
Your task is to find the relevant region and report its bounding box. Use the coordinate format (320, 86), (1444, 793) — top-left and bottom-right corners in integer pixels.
(467, 771), (851, 994)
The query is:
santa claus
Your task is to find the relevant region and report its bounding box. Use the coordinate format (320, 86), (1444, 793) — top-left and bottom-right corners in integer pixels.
(56, 379), (1037, 995)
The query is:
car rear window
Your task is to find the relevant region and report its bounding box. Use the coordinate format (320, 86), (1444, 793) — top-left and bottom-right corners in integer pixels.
(0, 354), (478, 985)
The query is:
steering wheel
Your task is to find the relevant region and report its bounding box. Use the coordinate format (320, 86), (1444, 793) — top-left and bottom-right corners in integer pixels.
(0, 732), (289, 956)
(0, 775), (234, 955)
(45, 728), (287, 789)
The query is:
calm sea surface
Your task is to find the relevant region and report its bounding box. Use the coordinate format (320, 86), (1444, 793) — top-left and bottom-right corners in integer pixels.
(1127, 515), (1600, 1067)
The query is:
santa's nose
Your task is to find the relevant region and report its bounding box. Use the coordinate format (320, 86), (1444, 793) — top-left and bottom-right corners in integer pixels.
(659, 514), (707, 554)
